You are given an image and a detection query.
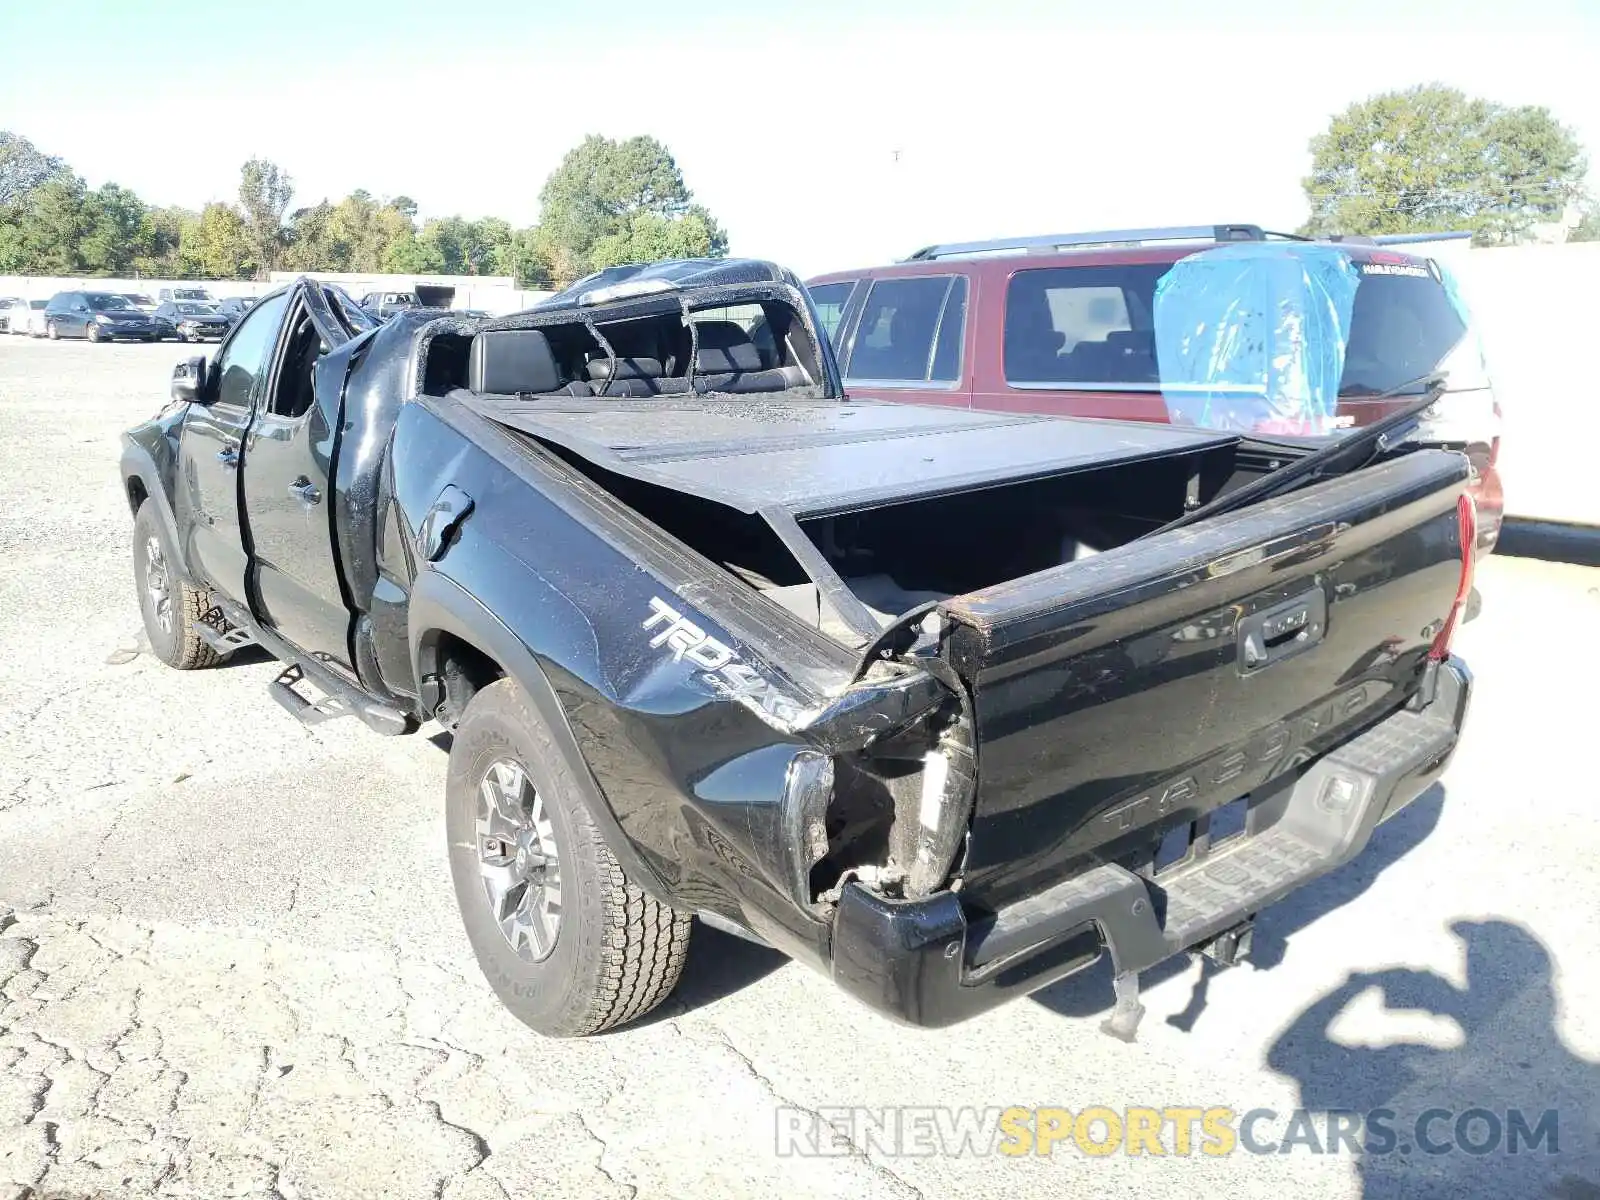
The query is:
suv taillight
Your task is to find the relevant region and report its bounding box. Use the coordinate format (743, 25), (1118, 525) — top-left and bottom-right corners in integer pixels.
(1429, 492), (1478, 661)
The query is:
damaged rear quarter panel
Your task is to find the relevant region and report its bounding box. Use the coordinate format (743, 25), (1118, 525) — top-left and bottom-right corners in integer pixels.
(388, 399), (887, 964)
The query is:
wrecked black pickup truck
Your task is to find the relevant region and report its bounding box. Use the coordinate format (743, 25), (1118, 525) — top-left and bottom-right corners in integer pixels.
(120, 259), (1476, 1039)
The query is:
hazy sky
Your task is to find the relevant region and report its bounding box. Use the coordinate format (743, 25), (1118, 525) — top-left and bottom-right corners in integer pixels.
(3, 0), (1597, 277)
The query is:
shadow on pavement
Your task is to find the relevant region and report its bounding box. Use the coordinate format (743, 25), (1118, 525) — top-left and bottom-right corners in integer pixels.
(1495, 520), (1600, 567)
(1031, 785), (1447, 1024)
(212, 644), (275, 669)
(633, 923), (787, 1027)
(1267, 919), (1600, 1198)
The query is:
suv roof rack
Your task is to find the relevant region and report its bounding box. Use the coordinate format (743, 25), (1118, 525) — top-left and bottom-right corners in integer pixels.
(905, 224), (1311, 261)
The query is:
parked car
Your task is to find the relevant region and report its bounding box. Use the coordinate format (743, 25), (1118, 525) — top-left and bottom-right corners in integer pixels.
(158, 286), (216, 305)
(43, 291), (168, 342)
(18, 299), (50, 337)
(807, 223), (1503, 551)
(0, 297), (26, 333)
(153, 301), (230, 342)
(214, 297), (257, 323)
(359, 290), (419, 319)
(121, 262), (1475, 1039)
(121, 293), (160, 314)
(359, 284), (457, 320)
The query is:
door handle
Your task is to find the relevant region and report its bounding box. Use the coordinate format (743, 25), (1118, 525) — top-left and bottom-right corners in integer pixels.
(288, 477), (322, 506)
(217, 446), (239, 468)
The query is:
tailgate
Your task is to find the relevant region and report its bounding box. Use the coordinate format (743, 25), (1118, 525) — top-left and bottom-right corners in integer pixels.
(939, 448), (1471, 912)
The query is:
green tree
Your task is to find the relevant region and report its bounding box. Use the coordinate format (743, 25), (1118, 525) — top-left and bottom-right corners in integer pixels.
(1571, 204), (1600, 242)
(135, 205), (194, 276)
(183, 202), (251, 279)
(6, 175), (90, 273)
(237, 158), (294, 277)
(382, 229), (445, 274)
(501, 226), (554, 289)
(0, 217), (21, 273)
(324, 191), (417, 272)
(1302, 84), (1589, 244)
(79, 183), (149, 274)
(0, 130), (70, 206)
(588, 208), (725, 272)
(413, 215), (517, 275)
(534, 134), (728, 283)
(283, 200), (348, 271)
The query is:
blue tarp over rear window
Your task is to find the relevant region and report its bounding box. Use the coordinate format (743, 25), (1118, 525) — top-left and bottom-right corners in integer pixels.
(1152, 243), (1361, 436)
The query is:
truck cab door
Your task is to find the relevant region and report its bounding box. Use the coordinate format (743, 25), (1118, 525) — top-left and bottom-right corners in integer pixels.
(174, 290), (291, 604)
(238, 288), (356, 668)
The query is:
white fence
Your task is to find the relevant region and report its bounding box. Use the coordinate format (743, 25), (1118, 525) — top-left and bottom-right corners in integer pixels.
(1443, 242), (1600, 527)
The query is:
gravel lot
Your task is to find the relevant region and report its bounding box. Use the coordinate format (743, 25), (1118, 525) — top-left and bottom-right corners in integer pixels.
(2, 336), (1597, 1200)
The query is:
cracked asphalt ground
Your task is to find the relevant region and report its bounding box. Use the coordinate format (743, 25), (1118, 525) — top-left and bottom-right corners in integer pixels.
(2, 337), (1598, 1200)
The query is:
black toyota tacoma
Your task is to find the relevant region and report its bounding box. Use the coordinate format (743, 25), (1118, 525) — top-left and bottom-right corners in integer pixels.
(120, 261), (1476, 1039)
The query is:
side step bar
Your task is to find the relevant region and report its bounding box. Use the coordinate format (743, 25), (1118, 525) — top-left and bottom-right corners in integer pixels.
(267, 658), (412, 736)
(209, 597), (412, 737)
(196, 606), (258, 653)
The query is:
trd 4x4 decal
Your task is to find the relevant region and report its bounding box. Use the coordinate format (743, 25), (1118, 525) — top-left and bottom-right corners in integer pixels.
(643, 596), (804, 725)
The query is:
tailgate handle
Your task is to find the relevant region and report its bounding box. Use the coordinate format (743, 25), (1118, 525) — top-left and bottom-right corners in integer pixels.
(1239, 589), (1327, 674)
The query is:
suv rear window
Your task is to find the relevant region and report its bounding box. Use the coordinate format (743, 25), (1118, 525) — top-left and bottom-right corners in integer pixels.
(1003, 251), (1483, 433)
(1338, 268), (1477, 397)
(848, 276), (967, 384)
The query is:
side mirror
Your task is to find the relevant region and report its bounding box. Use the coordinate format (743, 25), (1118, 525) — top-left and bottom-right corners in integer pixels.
(171, 355), (211, 405)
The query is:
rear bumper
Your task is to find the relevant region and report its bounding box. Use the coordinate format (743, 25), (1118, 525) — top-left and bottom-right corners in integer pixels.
(829, 657), (1472, 1028)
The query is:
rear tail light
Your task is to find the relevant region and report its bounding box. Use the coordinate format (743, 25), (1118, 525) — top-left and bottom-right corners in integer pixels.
(1429, 492), (1478, 661)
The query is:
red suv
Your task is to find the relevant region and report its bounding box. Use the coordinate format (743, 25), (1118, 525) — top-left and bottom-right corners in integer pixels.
(807, 224), (1503, 550)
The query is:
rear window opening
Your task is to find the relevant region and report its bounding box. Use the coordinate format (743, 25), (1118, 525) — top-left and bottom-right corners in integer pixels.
(427, 298), (823, 400)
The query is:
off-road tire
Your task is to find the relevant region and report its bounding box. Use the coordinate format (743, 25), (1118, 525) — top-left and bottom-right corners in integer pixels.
(132, 500), (223, 670)
(446, 678), (691, 1036)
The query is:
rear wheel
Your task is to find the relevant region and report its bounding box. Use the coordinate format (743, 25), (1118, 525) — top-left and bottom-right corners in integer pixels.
(132, 501), (223, 670)
(86, 322), (101, 343)
(46, 321), (58, 340)
(446, 678), (691, 1036)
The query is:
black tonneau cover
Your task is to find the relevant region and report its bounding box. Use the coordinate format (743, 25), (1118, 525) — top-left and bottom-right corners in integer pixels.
(460, 393), (1236, 518)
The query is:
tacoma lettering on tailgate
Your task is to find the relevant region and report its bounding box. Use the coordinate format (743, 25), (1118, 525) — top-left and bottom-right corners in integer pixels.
(1094, 681), (1390, 835)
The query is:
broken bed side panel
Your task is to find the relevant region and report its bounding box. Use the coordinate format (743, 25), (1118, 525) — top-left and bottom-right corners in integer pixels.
(385, 397), (874, 964)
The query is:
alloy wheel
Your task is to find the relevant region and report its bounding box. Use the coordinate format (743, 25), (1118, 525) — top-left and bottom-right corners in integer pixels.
(143, 535), (172, 635)
(475, 759), (562, 961)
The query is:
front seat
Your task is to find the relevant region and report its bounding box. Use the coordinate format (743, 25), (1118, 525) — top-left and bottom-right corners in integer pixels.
(469, 329), (591, 395)
(1004, 287), (1067, 383)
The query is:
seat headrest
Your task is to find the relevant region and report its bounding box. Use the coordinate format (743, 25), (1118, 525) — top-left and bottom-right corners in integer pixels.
(1106, 330), (1153, 352)
(694, 321), (764, 374)
(469, 329), (561, 395)
(587, 356), (664, 381)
